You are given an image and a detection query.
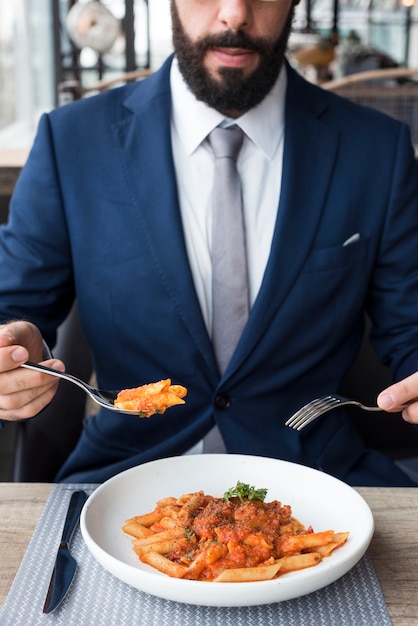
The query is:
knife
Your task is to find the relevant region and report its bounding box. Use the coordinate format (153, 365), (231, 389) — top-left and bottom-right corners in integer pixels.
(43, 490), (88, 614)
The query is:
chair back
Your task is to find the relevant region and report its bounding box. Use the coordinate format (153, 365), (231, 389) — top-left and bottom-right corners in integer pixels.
(57, 68), (153, 105)
(12, 302), (92, 481)
(340, 316), (418, 462)
(322, 67), (418, 155)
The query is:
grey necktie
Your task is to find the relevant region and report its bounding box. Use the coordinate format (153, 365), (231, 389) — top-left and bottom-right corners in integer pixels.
(210, 125), (249, 374)
(203, 125), (249, 454)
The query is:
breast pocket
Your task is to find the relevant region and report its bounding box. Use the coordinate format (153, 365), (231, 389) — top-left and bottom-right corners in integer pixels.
(291, 237), (371, 338)
(301, 238), (370, 274)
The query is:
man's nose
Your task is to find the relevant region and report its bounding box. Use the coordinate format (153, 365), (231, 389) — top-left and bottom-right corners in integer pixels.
(217, 0), (253, 31)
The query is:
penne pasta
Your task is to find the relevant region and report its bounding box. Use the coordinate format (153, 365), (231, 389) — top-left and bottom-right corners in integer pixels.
(131, 527), (185, 546)
(121, 520), (154, 539)
(275, 552), (322, 573)
(277, 530), (335, 554)
(114, 379), (187, 417)
(133, 536), (189, 556)
(315, 532), (350, 556)
(140, 551), (189, 578)
(214, 562), (282, 582)
(127, 510), (164, 527)
(122, 483), (349, 583)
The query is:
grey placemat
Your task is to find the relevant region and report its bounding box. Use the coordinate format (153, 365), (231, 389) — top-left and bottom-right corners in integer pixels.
(0, 484), (393, 626)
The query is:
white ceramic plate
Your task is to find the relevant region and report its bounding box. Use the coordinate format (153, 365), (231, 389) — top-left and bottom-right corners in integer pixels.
(80, 454), (374, 607)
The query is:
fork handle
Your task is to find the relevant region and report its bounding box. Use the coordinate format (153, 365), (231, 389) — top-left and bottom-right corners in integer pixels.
(21, 361), (92, 394)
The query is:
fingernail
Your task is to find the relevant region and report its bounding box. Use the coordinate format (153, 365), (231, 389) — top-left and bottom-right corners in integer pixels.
(11, 347), (28, 362)
(378, 392), (395, 409)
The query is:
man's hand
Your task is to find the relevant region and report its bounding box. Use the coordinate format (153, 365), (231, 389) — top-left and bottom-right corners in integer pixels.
(377, 371), (418, 424)
(0, 321), (65, 421)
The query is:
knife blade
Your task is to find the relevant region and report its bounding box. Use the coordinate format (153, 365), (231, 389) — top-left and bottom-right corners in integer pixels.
(43, 490), (88, 614)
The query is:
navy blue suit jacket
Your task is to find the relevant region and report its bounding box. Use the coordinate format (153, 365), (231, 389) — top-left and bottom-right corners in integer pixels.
(2, 58), (418, 485)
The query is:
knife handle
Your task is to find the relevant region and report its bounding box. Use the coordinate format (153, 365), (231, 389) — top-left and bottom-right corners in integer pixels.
(60, 491), (88, 548)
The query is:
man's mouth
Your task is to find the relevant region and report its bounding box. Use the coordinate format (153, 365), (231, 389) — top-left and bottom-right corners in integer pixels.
(209, 46), (257, 69)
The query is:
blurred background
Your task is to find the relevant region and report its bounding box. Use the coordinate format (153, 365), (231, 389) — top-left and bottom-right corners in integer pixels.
(0, 0), (417, 152)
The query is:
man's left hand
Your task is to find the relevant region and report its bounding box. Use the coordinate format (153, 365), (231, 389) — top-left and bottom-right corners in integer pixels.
(378, 371), (418, 424)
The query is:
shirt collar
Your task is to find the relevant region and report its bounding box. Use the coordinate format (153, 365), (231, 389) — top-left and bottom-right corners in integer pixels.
(170, 57), (287, 160)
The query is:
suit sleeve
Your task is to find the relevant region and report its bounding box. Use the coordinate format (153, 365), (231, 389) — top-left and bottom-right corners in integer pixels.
(0, 113), (74, 346)
(367, 123), (418, 380)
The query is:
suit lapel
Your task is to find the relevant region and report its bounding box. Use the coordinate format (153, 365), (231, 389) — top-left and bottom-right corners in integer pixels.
(109, 60), (217, 373)
(106, 61), (341, 379)
(232, 67), (341, 371)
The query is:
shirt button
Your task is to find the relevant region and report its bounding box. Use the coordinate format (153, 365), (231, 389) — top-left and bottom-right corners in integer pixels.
(215, 394), (231, 410)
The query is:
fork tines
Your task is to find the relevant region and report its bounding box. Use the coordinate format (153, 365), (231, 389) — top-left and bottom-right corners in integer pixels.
(285, 395), (344, 431)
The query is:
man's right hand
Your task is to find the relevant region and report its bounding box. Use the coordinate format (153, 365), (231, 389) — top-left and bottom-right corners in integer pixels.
(0, 321), (65, 421)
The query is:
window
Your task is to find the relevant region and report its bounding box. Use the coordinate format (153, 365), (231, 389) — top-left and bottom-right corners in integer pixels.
(0, 1), (55, 148)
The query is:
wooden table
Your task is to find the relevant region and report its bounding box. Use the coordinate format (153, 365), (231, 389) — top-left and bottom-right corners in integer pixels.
(1, 484), (417, 624)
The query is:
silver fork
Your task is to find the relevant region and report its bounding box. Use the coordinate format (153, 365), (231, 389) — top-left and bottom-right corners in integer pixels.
(21, 360), (142, 416)
(285, 394), (386, 431)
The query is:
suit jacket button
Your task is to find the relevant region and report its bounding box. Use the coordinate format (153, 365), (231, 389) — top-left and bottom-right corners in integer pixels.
(215, 394), (231, 410)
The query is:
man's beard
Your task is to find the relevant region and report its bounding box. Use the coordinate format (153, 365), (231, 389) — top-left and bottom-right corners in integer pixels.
(171, 1), (294, 114)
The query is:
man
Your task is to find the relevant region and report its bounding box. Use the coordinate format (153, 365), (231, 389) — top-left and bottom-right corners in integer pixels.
(0, 0), (418, 485)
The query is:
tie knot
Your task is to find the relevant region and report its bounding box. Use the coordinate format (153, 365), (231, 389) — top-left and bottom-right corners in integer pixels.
(208, 126), (244, 161)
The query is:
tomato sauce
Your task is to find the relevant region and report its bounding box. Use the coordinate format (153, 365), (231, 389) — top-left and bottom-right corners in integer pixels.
(171, 495), (307, 581)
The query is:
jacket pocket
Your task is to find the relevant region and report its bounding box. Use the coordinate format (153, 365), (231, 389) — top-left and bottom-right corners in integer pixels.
(301, 238), (369, 274)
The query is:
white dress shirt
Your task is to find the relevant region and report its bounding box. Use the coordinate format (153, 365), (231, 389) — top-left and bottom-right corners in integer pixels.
(170, 58), (287, 333)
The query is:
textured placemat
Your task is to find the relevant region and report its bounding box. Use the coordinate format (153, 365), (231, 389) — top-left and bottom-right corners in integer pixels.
(0, 484), (393, 626)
